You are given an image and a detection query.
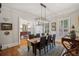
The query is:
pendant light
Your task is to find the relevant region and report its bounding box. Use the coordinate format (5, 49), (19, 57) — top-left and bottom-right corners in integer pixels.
(40, 3), (46, 20)
(38, 3), (46, 25)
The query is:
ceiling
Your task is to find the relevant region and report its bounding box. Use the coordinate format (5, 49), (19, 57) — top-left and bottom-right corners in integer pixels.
(2, 3), (79, 20)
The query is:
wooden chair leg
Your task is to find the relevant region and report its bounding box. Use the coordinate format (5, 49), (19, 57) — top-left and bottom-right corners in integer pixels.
(47, 46), (48, 52)
(39, 49), (41, 56)
(44, 47), (46, 54)
(50, 44), (51, 49)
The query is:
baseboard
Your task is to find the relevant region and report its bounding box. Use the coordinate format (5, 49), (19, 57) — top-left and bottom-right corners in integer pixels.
(2, 42), (19, 50)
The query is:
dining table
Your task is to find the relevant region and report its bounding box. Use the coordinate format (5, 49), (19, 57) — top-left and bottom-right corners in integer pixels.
(27, 38), (40, 55)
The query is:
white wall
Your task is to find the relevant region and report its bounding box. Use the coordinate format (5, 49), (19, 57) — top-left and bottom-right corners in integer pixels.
(0, 4), (50, 50)
(0, 4), (41, 49)
(0, 4), (36, 49)
(0, 6), (19, 49)
(49, 10), (79, 40)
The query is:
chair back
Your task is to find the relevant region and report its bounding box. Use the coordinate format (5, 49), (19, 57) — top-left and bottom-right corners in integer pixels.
(36, 33), (40, 38)
(47, 35), (52, 43)
(52, 34), (56, 40)
(40, 36), (46, 47)
(29, 34), (34, 39)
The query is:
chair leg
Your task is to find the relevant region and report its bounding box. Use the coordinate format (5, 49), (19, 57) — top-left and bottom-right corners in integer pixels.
(44, 47), (46, 54)
(50, 44), (51, 49)
(47, 44), (48, 51)
(27, 46), (29, 52)
(51, 43), (53, 48)
(48, 43), (51, 50)
(39, 49), (41, 56)
(54, 40), (55, 46)
(47, 46), (48, 52)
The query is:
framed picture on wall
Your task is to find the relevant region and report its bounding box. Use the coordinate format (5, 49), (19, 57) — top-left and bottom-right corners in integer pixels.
(51, 22), (56, 31)
(0, 23), (12, 30)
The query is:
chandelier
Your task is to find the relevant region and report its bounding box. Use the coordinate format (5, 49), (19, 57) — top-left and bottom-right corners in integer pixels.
(40, 3), (46, 20)
(37, 3), (46, 25)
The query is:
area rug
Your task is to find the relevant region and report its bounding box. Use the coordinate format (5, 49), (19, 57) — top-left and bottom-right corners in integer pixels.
(18, 44), (64, 56)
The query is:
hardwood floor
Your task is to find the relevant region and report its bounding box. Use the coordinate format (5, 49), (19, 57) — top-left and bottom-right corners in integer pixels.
(20, 39), (28, 46)
(0, 39), (62, 56)
(0, 39), (28, 56)
(0, 46), (20, 56)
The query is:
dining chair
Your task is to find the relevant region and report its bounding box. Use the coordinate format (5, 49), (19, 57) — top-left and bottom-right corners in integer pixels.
(47, 35), (52, 50)
(36, 36), (46, 55)
(52, 34), (56, 46)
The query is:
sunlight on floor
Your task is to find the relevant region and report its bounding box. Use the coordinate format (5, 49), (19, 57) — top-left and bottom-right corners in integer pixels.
(20, 39), (28, 46)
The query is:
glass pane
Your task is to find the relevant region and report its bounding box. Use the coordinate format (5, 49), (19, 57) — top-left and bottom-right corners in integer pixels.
(64, 19), (68, 28)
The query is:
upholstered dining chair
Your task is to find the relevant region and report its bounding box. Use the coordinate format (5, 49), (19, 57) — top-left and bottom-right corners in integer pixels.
(36, 36), (46, 55)
(51, 34), (56, 47)
(47, 35), (52, 49)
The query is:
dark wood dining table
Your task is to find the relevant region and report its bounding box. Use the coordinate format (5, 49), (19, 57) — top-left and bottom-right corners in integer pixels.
(27, 38), (40, 55)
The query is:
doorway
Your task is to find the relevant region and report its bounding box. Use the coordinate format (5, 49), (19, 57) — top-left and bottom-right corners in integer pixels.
(19, 18), (29, 47)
